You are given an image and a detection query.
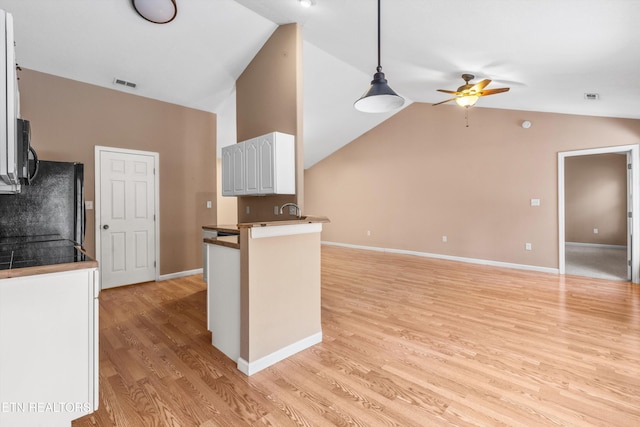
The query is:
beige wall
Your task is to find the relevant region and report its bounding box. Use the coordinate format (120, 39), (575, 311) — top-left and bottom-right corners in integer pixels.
(305, 103), (640, 269)
(19, 69), (217, 275)
(565, 154), (627, 245)
(235, 23), (304, 222)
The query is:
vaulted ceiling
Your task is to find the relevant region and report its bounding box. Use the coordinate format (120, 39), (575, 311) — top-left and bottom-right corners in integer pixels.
(1, 0), (638, 168)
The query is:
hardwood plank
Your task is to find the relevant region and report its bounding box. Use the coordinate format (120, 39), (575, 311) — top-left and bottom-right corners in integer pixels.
(74, 245), (640, 426)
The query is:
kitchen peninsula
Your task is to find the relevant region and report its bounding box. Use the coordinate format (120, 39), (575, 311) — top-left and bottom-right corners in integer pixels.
(203, 215), (329, 375)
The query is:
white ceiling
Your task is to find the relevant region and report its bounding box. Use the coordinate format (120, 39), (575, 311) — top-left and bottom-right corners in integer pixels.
(1, 0), (639, 168)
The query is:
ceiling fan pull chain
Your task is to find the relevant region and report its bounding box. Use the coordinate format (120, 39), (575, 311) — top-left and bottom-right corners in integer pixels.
(465, 107), (469, 127)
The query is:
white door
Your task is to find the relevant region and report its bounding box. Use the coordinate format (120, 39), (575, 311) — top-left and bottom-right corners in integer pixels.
(627, 152), (633, 281)
(99, 149), (157, 288)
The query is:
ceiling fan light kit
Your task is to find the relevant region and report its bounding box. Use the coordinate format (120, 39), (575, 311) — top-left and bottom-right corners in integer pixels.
(132, 0), (177, 24)
(434, 73), (510, 108)
(354, 0), (404, 113)
(298, 0), (316, 8)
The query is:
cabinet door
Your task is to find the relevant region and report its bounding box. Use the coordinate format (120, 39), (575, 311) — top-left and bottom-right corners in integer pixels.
(245, 138), (259, 194)
(258, 134), (275, 194)
(231, 143), (245, 195)
(221, 146), (233, 196)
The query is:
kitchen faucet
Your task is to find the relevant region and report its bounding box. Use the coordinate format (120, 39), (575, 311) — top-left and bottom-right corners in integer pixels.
(280, 203), (301, 219)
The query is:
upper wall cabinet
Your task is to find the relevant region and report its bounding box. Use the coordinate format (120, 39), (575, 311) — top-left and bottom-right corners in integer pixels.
(222, 132), (295, 197)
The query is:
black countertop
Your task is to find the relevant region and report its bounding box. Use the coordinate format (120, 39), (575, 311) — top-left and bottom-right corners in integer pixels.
(0, 234), (90, 271)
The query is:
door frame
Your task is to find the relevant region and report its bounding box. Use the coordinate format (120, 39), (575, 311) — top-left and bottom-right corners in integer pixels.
(558, 144), (639, 283)
(94, 146), (160, 286)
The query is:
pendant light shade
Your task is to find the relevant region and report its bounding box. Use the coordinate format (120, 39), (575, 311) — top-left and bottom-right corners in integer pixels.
(355, 66), (405, 113)
(132, 0), (177, 24)
(354, 0), (404, 113)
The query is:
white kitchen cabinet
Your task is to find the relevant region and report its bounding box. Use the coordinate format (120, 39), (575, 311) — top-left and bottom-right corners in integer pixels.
(220, 146), (234, 196)
(206, 242), (240, 362)
(244, 137), (259, 194)
(221, 143), (246, 196)
(221, 132), (295, 196)
(0, 10), (20, 194)
(256, 132), (295, 195)
(0, 267), (99, 427)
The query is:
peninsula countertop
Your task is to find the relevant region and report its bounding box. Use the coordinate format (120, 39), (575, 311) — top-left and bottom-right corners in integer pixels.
(202, 216), (329, 250)
(203, 216), (329, 232)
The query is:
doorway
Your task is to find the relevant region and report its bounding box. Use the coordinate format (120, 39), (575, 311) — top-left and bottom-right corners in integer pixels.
(558, 145), (640, 283)
(95, 146), (160, 289)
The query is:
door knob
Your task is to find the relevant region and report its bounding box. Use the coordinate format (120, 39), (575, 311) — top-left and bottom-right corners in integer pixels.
(103, 224), (109, 230)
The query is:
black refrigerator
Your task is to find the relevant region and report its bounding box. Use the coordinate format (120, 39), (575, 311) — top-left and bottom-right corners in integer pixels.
(0, 160), (86, 270)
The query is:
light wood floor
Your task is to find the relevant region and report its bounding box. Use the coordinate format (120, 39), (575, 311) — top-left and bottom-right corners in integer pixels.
(73, 245), (640, 426)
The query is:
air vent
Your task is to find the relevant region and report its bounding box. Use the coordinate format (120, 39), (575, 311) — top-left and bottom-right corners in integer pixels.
(113, 78), (137, 89)
(584, 93), (599, 100)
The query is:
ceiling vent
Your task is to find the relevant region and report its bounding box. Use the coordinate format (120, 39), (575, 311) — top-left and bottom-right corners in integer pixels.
(113, 78), (137, 89)
(584, 93), (599, 100)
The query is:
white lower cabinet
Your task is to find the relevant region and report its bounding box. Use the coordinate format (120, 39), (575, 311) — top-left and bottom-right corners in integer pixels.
(221, 132), (295, 197)
(0, 268), (99, 427)
(206, 243), (240, 362)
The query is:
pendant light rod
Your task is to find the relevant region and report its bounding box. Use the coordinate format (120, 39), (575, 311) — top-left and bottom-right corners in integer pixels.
(377, 0), (381, 69)
(354, 0), (404, 113)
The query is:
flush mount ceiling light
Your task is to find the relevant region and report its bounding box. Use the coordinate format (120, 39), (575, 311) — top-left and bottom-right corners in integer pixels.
(298, 0), (316, 7)
(354, 0), (404, 113)
(132, 0), (177, 24)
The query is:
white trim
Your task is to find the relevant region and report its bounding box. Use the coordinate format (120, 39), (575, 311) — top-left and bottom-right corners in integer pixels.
(566, 242), (626, 249)
(237, 332), (322, 376)
(94, 146), (161, 288)
(558, 144), (639, 284)
(322, 241), (559, 274)
(251, 223), (322, 239)
(159, 268), (203, 281)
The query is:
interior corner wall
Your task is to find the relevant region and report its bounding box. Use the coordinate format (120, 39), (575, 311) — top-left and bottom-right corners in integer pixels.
(304, 103), (640, 269)
(235, 23), (303, 223)
(565, 153), (627, 245)
(18, 69), (217, 275)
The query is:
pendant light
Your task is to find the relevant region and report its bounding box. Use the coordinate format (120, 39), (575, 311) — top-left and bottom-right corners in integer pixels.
(132, 0), (177, 24)
(354, 0), (404, 113)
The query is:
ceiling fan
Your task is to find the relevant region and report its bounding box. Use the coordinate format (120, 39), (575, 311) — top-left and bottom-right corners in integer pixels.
(434, 74), (510, 107)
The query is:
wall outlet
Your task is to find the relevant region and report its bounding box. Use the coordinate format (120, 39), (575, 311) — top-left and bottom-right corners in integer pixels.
(525, 243), (532, 251)
(206, 200), (212, 209)
(274, 205), (279, 215)
(246, 206), (250, 214)
(530, 198), (541, 207)
(593, 228), (599, 234)
(442, 236), (447, 242)
(367, 230), (371, 236)
(289, 205), (297, 215)
(85, 201), (93, 210)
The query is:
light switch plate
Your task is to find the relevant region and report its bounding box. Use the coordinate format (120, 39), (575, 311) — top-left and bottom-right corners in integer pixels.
(85, 201), (93, 210)
(530, 198), (541, 207)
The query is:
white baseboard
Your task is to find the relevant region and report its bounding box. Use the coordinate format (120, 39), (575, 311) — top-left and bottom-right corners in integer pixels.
(566, 242), (626, 249)
(237, 331), (322, 376)
(322, 241), (559, 274)
(158, 268), (203, 281)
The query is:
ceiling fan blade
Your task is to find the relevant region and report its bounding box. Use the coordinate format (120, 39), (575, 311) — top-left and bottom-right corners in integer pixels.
(432, 98), (457, 106)
(470, 79), (491, 92)
(478, 87), (510, 96)
(437, 89), (459, 95)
